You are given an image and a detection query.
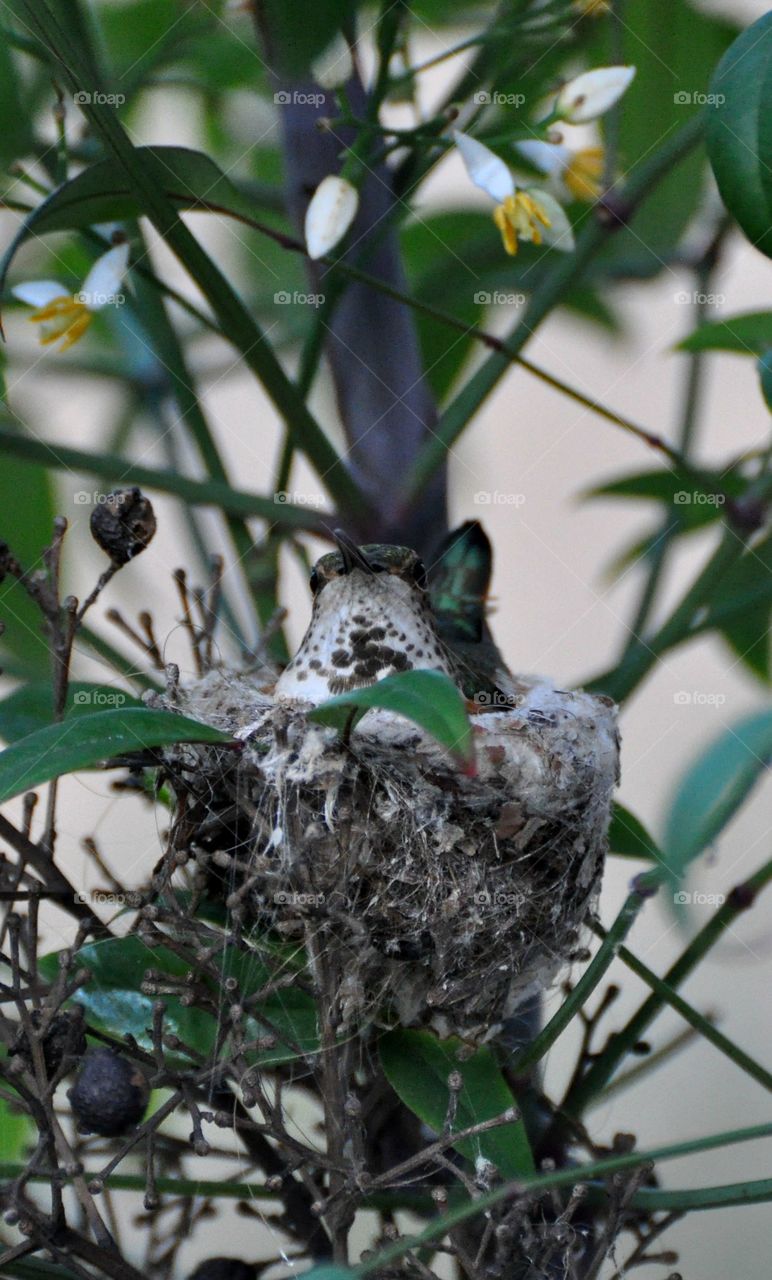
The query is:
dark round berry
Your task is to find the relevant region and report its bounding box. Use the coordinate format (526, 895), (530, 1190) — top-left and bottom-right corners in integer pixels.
(188, 1261), (258, 1280)
(68, 1049), (148, 1136)
(89, 488), (156, 565)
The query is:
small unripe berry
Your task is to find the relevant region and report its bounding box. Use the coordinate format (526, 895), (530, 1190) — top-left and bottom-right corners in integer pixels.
(188, 1261), (257, 1280)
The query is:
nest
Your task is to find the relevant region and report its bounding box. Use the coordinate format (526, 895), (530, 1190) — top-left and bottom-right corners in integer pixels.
(154, 671), (619, 1043)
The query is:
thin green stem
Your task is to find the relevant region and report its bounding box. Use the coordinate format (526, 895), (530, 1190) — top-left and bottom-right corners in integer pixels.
(0, 1128), (770, 1220)
(624, 1177), (772, 1212)
(561, 857), (772, 1118)
(599, 931), (772, 1093)
(0, 422), (327, 530)
(595, 1022), (703, 1102)
(508, 875), (659, 1077)
(354, 1122), (772, 1276)
(587, 524), (748, 701)
(230, 210), (709, 479)
(620, 227), (726, 653)
(129, 263), (255, 642)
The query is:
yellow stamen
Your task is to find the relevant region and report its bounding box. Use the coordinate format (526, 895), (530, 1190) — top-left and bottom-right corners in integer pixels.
(29, 295), (92, 351)
(573, 0), (611, 16)
(563, 147), (605, 202)
(493, 192), (551, 256)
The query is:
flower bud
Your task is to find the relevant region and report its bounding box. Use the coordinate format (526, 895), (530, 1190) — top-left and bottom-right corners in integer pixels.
(304, 175), (359, 260)
(556, 66), (636, 123)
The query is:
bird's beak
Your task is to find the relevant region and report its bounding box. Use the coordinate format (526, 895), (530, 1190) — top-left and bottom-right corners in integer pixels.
(333, 529), (374, 575)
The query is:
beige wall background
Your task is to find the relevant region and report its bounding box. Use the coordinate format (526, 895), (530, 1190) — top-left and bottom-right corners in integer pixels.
(1, 0), (770, 1275)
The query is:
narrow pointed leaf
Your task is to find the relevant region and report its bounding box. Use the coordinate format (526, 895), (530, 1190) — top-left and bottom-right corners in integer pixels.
(678, 311), (772, 355)
(0, 708), (230, 805)
(608, 803), (662, 862)
(0, 147), (256, 298)
(380, 1028), (534, 1177)
(0, 682), (142, 744)
(706, 13), (772, 259)
(0, 425), (56, 678)
(309, 669), (474, 770)
(663, 709), (772, 880)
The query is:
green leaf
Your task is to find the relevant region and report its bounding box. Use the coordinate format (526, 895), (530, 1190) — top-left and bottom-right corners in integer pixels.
(706, 12), (772, 259)
(309, 670), (474, 771)
(0, 147), (258, 297)
(379, 1028), (533, 1177)
(758, 349), (772, 413)
(40, 935), (318, 1069)
(663, 709), (772, 880)
(0, 708), (230, 805)
(300, 1271), (353, 1280)
(257, 0), (358, 77)
(0, 30), (33, 168)
(0, 423), (56, 679)
(608, 803), (662, 862)
(588, 0), (739, 265)
(702, 531), (772, 681)
(96, 0), (207, 87)
(584, 468), (739, 531)
(0, 1091), (30, 1162)
(0, 682), (142, 744)
(678, 312), (772, 355)
(0, 1256), (81, 1280)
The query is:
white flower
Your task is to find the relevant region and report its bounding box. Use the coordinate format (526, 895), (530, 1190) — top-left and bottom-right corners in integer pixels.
(454, 131), (575, 255)
(311, 31), (353, 90)
(12, 242), (130, 351)
(515, 139), (605, 202)
(304, 175), (359, 260)
(556, 66), (636, 123)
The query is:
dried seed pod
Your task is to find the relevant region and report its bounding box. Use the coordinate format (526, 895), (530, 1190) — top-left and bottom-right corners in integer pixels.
(89, 487), (156, 565)
(188, 1261), (258, 1280)
(68, 1048), (148, 1136)
(10, 1009), (86, 1079)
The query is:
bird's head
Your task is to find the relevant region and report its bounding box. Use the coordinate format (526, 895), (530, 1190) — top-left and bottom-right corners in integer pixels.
(274, 531), (454, 702)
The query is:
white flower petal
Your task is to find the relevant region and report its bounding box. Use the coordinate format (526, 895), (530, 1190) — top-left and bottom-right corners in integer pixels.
(305, 175), (359, 260)
(515, 139), (569, 176)
(80, 243), (130, 310)
(311, 31), (353, 90)
(11, 280), (68, 307)
(453, 131), (514, 204)
(556, 66), (636, 124)
(528, 189), (575, 252)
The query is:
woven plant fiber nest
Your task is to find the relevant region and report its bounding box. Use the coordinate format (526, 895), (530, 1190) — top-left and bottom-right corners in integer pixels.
(155, 670), (619, 1042)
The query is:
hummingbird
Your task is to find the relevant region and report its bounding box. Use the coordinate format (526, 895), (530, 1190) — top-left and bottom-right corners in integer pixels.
(274, 524), (521, 706)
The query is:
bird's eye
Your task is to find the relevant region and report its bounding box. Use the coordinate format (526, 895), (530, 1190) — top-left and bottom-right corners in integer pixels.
(412, 558), (428, 591)
(309, 568), (321, 594)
